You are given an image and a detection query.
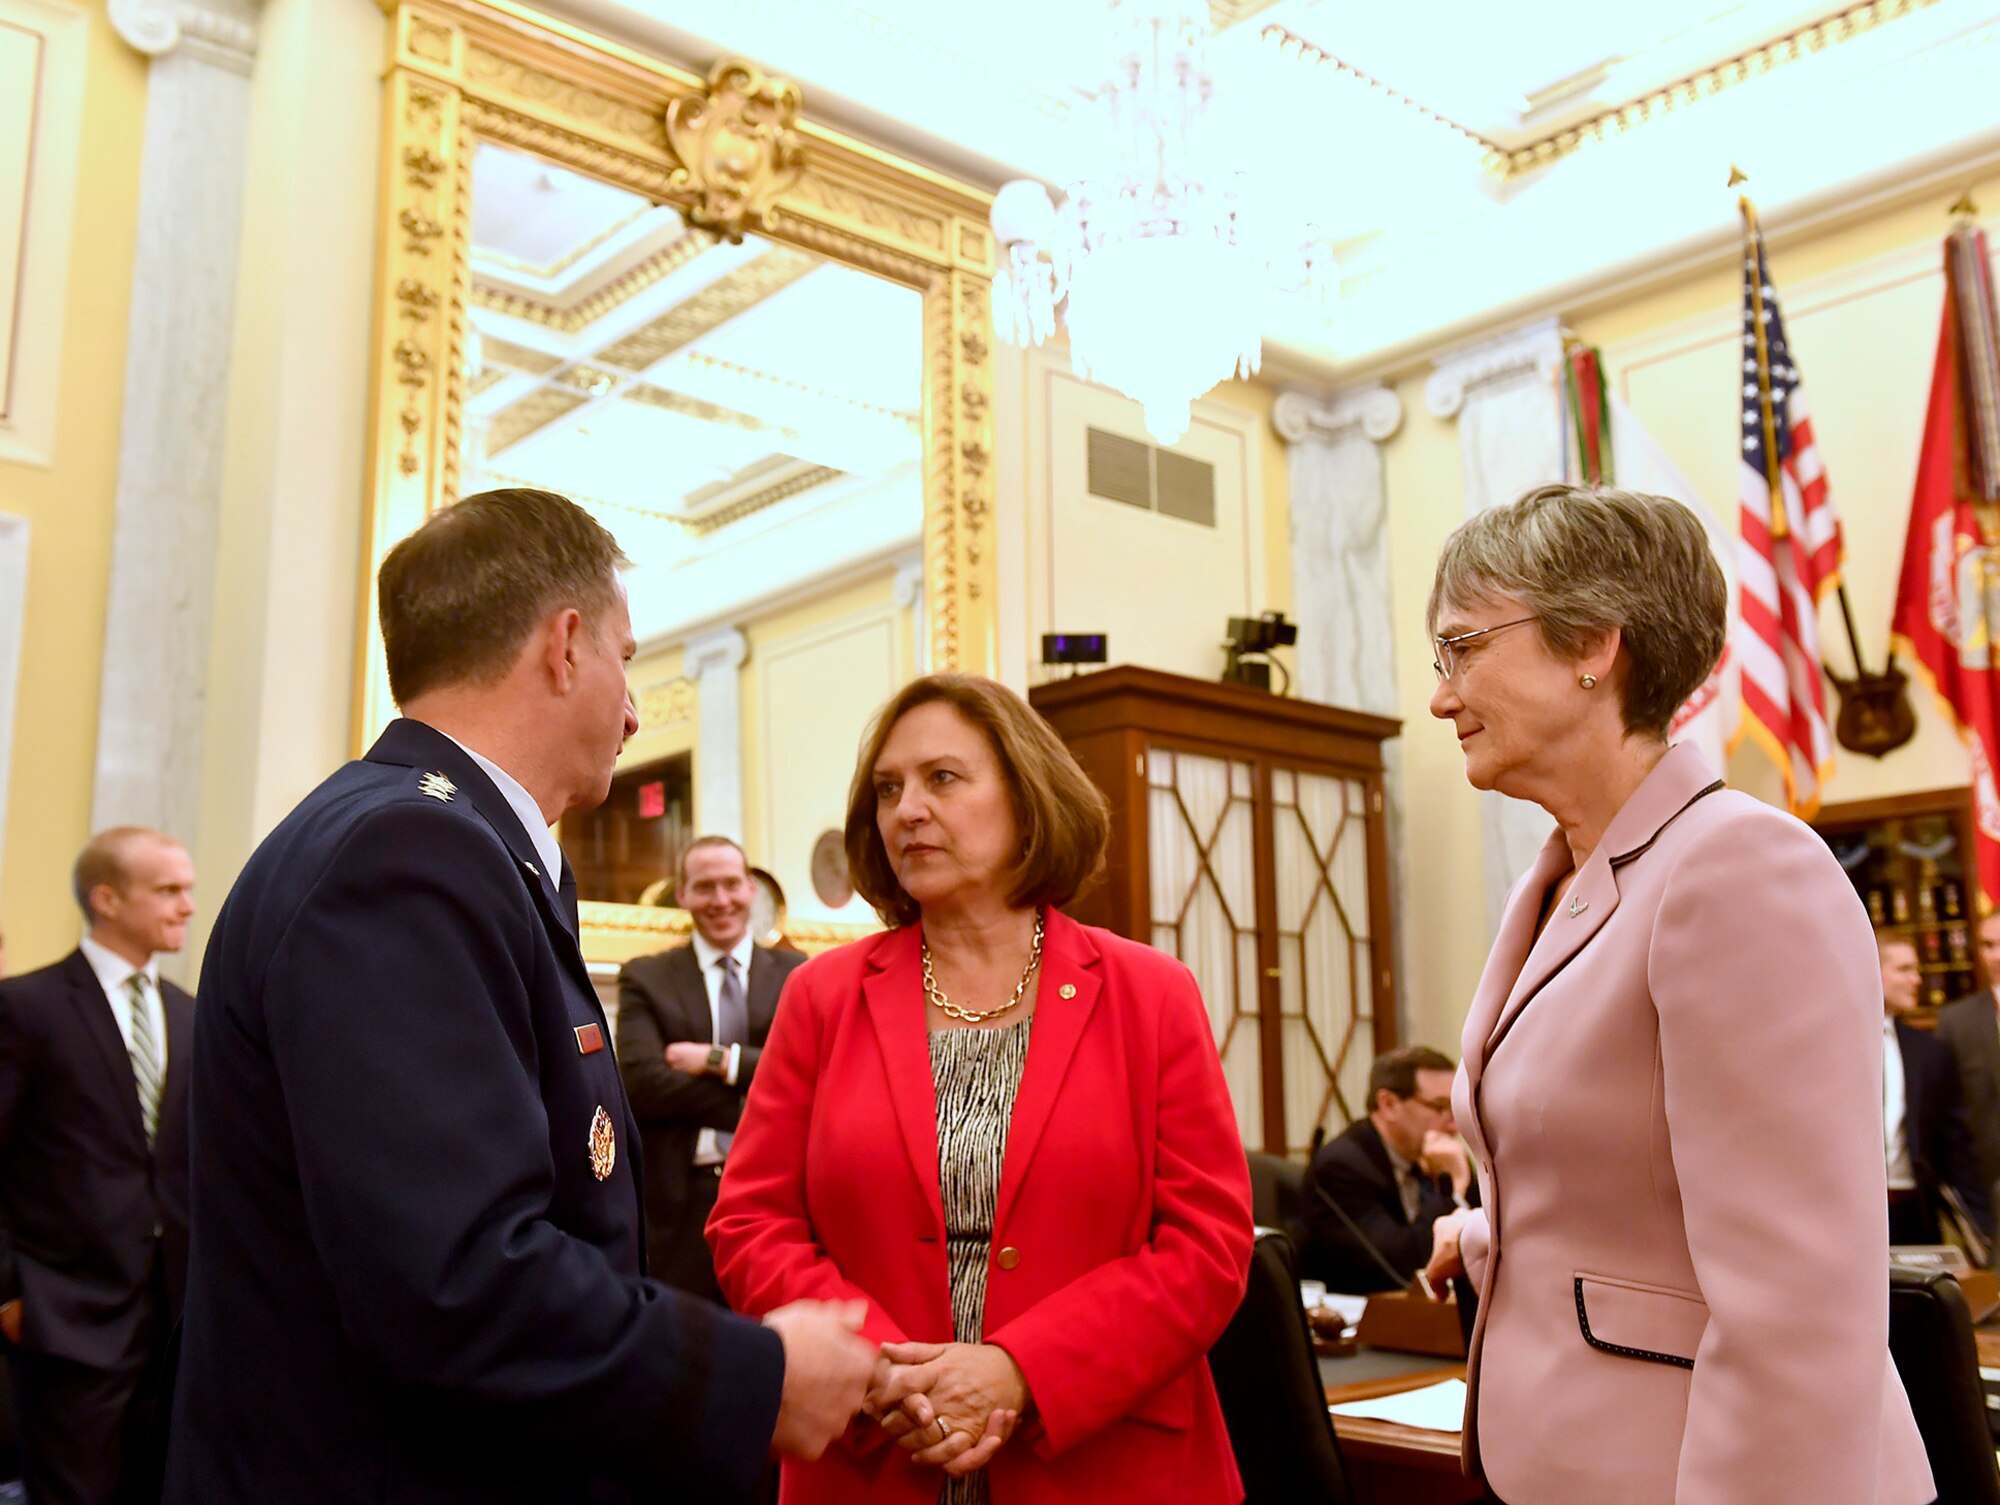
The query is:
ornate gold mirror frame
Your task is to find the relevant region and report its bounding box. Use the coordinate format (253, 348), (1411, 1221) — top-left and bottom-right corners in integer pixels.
(360, 0), (998, 959)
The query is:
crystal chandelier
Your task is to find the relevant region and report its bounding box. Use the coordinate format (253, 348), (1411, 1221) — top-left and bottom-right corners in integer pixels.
(989, 0), (1331, 445)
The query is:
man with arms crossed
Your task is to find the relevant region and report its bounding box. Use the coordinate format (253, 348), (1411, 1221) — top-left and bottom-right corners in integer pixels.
(165, 489), (872, 1505)
(0, 829), (193, 1504)
(618, 836), (804, 1304)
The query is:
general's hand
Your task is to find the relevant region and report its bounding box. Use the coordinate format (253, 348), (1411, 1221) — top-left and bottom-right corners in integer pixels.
(872, 1341), (1029, 1475)
(1420, 1130), (1472, 1199)
(1423, 1207), (1472, 1296)
(664, 1041), (712, 1074)
(764, 1299), (876, 1460)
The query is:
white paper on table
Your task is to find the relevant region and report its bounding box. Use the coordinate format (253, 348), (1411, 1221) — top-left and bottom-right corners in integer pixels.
(1327, 1378), (1467, 1431)
(1319, 1293), (1368, 1327)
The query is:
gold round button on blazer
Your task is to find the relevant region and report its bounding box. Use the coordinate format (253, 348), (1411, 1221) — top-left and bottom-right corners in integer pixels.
(995, 1246), (1021, 1270)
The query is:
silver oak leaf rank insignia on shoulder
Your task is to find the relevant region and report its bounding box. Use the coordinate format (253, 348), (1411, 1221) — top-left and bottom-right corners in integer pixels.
(417, 771), (457, 802)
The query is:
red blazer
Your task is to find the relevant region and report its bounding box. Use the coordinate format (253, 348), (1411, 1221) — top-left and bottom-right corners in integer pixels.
(708, 909), (1252, 1505)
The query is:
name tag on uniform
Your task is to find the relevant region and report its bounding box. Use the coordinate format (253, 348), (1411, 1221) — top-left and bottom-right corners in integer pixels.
(574, 1023), (605, 1056)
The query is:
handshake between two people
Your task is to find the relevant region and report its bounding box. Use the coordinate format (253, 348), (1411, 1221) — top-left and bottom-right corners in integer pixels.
(762, 1300), (1028, 1478)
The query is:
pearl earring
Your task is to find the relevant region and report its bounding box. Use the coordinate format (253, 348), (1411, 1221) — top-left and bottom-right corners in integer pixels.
(1579, 674), (1598, 689)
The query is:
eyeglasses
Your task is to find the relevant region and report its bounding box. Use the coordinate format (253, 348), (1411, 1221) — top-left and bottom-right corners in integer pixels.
(1432, 615), (1537, 682)
(1406, 1094), (1454, 1114)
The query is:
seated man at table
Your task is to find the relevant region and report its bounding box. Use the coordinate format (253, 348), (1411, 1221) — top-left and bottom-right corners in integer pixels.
(1302, 1046), (1474, 1293)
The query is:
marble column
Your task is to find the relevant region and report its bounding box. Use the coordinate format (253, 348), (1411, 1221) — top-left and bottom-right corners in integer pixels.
(687, 626), (749, 842)
(1273, 384), (1412, 1039)
(893, 555), (926, 676)
(1426, 316), (1567, 933)
(0, 515), (28, 904)
(91, 0), (261, 852)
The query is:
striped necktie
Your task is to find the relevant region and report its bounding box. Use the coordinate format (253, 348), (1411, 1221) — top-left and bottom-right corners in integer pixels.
(714, 954), (748, 1155)
(126, 974), (163, 1148)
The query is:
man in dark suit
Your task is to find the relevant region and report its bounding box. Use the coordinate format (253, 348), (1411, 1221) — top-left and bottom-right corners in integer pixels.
(0, 826), (194, 1504)
(1937, 911), (2000, 1192)
(164, 489), (873, 1505)
(617, 836), (803, 1304)
(1881, 936), (1993, 1246)
(1301, 1045), (1475, 1293)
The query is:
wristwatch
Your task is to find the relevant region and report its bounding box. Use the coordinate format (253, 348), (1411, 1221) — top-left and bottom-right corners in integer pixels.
(706, 1045), (727, 1072)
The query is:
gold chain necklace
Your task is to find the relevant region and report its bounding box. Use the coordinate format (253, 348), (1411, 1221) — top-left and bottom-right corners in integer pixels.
(922, 911), (1045, 1024)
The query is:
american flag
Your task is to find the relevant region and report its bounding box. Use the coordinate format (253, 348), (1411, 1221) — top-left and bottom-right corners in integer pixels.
(1731, 216), (1840, 815)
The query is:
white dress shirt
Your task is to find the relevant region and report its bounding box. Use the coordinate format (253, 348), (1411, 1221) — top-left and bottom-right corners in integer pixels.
(79, 935), (168, 1069)
(436, 730), (562, 880)
(689, 931), (755, 1166)
(1884, 1017), (1915, 1191)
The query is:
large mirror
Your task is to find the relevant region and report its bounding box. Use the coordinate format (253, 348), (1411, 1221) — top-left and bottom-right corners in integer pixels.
(360, 0), (998, 959)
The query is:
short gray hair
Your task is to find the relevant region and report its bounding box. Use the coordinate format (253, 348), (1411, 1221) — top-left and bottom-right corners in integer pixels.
(1427, 484), (1727, 740)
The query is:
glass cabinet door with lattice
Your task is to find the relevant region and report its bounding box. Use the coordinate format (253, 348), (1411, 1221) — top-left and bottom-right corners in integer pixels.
(1030, 666), (1400, 1158)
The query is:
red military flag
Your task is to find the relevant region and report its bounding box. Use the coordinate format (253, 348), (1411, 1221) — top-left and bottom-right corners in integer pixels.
(1730, 200), (1843, 816)
(1889, 224), (2000, 907)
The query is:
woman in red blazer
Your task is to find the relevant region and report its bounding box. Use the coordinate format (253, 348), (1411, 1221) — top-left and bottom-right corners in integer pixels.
(709, 674), (1253, 1505)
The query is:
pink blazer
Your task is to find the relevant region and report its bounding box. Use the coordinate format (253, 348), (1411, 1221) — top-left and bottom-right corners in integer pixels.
(707, 910), (1253, 1505)
(1453, 743), (1932, 1505)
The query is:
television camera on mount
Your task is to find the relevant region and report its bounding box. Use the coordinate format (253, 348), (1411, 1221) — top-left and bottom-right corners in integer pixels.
(1222, 612), (1297, 694)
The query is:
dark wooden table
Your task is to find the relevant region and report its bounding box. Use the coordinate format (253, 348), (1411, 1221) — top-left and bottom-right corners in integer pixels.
(1322, 1349), (1481, 1505)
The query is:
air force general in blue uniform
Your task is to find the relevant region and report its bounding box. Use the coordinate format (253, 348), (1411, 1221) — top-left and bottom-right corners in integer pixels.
(164, 719), (784, 1503)
(159, 488), (880, 1504)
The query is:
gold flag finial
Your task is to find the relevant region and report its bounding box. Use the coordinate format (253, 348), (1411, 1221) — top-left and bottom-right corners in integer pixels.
(1950, 190), (1979, 220)
(1728, 164), (1749, 187)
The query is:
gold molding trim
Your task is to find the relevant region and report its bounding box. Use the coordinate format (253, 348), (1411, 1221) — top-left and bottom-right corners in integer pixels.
(686, 462), (845, 536)
(1265, 0), (1944, 179)
(595, 246), (815, 371)
(624, 383), (772, 433)
(471, 225), (714, 334)
(486, 382), (588, 453)
(478, 333), (564, 373)
(366, 0), (997, 961)
(578, 900), (873, 958)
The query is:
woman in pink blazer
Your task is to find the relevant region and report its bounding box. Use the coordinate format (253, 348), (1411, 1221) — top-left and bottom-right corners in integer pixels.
(1421, 485), (1932, 1505)
(708, 673), (1253, 1505)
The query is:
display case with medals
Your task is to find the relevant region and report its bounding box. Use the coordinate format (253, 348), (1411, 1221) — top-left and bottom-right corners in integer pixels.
(1814, 786), (1981, 1015)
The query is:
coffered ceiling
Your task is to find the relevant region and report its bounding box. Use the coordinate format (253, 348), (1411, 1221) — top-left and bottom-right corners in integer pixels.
(465, 141), (923, 642)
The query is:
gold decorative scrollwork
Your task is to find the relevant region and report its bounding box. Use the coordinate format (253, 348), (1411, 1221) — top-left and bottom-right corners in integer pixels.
(664, 57), (806, 243)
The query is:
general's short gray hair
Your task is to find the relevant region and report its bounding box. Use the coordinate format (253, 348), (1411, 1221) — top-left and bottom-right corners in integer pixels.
(1427, 484), (1727, 740)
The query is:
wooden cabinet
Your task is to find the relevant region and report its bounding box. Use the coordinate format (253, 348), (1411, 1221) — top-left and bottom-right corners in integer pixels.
(1813, 786), (1980, 1013)
(1029, 666), (1401, 1153)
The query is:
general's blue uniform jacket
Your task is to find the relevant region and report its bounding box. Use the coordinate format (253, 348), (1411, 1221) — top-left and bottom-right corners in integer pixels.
(164, 718), (784, 1505)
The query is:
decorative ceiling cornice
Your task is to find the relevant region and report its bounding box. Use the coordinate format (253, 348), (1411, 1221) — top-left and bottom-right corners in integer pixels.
(624, 383), (776, 433)
(485, 384), (589, 453)
(684, 460), (846, 535)
(1265, 0), (1946, 180)
(595, 246), (818, 371)
(471, 227), (717, 334)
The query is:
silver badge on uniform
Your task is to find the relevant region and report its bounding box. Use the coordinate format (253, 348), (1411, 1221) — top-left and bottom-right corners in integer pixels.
(418, 771), (457, 802)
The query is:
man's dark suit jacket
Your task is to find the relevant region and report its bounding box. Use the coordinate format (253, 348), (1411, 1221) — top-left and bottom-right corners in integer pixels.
(163, 719), (784, 1505)
(616, 942), (801, 1295)
(1937, 988), (2000, 1190)
(0, 950), (191, 1366)
(1300, 1117), (1472, 1293)
(1896, 1016), (1995, 1239)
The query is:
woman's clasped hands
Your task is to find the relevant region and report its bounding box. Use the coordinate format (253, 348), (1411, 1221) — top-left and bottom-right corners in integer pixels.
(862, 1341), (1029, 1478)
